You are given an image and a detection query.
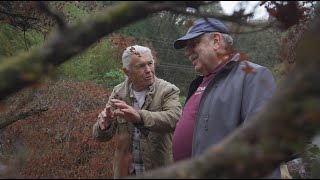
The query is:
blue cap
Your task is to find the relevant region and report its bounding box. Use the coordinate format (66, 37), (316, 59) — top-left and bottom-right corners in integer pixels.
(174, 18), (230, 49)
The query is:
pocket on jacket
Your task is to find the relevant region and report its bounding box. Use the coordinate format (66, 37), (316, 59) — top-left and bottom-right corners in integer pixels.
(148, 132), (162, 152)
(148, 132), (161, 142)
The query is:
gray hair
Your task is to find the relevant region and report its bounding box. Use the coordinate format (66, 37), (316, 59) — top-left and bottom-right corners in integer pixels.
(220, 33), (233, 46)
(205, 32), (233, 47)
(122, 45), (153, 70)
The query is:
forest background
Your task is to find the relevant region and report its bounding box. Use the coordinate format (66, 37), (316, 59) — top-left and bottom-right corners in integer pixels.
(0, 1), (319, 178)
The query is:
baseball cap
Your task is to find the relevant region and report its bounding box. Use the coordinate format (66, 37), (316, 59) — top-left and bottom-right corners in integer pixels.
(174, 18), (230, 49)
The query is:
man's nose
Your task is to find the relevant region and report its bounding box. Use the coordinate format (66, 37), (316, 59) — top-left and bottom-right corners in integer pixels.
(145, 65), (151, 72)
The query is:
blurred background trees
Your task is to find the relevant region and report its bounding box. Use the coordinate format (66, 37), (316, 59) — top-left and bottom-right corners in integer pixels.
(0, 1), (319, 178)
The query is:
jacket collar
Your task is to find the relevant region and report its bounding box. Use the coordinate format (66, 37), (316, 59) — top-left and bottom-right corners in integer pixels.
(186, 54), (241, 102)
(114, 76), (158, 103)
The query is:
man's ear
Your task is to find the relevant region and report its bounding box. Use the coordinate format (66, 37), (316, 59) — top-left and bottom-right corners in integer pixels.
(212, 33), (222, 50)
(123, 68), (129, 77)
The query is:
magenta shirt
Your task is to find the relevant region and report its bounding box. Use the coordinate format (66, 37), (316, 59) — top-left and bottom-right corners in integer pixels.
(172, 73), (215, 162)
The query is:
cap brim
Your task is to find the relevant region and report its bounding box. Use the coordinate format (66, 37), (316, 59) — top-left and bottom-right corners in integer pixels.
(173, 32), (204, 49)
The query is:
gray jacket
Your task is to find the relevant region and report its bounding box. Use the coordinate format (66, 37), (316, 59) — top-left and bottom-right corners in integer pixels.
(187, 54), (278, 177)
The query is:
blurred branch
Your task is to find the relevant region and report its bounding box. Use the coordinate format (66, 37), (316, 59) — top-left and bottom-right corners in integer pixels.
(0, 9), (38, 20)
(0, 1), (187, 101)
(36, 1), (66, 29)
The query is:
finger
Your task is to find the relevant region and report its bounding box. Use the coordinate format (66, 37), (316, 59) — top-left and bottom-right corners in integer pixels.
(101, 110), (107, 118)
(98, 113), (105, 122)
(106, 104), (112, 108)
(110, 99), (123, 103)
(111, 99), (128, 107)
(112, 102), (130, 110)
(107, 102), (117, 109)
(106, 106), (116, 119)
(120, 108), (132, 114)
(106, 106), (112, 113)
(114, 109), (125, 117)
(109, 111), (115, 119)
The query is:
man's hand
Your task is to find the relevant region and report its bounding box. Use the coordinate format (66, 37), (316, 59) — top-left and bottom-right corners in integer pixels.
(98, 105), (116, 130)
(111, 99), (143, 124)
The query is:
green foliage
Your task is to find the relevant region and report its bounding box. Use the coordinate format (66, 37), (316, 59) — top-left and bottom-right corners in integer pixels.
(0, 25), (43, 60)
(287, 144), (320, 179)
(0, 1), (123, 91)
(90, 39), (122, 85)
(53, 2), (123, 86)
(179, 96), (186, 107)
(302, 144), (320, 178)
(103, 68), (125, 88)
(271, 63), (286, 84)
(198, 2), (223, 15)
(57, 51), (93, 82)
(63, 2), (89, 22)
(57, 37), (121, 85)
(233, 26), (282, 70)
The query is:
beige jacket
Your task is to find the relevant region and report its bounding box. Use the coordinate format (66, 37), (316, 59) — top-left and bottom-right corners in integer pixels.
(92, 77), (182, 178)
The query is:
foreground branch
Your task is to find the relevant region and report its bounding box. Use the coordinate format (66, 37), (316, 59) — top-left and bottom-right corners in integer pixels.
(0, 1), (193, 101)
(0, 106), (48, 130)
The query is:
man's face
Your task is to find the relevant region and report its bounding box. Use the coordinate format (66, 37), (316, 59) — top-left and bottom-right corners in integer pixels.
(124, 52), (155, 91)
(184, 33), (222, 76)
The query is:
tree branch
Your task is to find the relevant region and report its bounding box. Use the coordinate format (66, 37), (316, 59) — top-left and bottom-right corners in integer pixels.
(0, 9), (38, 21)
(36, 1), (66, 30)
(0, 1), (187, 101)
(0, 106), (48, 130)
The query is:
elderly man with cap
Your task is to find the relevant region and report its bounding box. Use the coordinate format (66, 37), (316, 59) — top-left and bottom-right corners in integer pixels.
(172, 18), (280, 178)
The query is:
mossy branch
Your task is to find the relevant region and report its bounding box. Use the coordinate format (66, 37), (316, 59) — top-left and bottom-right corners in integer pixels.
(0, 1), (190, 100)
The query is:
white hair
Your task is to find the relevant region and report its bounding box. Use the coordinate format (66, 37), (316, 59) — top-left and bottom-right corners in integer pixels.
(121, 45), (153, 70)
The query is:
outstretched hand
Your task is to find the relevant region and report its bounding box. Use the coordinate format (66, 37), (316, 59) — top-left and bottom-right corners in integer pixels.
(98, 105), (116, 130)
(111, 99), (142, 124)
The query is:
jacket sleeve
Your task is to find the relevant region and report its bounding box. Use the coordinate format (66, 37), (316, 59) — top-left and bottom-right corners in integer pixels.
(92, 89), (118, 142)
(241, 67), (276, 123)
(137, 85), (182, 133)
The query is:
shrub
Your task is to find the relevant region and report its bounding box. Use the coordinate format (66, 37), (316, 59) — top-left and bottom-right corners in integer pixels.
(103, 69), (125, 88)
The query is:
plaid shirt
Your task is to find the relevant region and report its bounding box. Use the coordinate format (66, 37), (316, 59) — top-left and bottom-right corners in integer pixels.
(129, 86), (148, 175)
